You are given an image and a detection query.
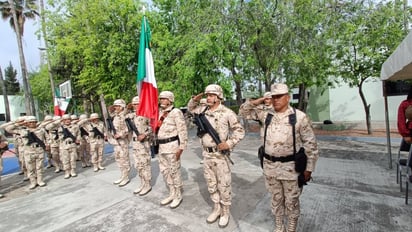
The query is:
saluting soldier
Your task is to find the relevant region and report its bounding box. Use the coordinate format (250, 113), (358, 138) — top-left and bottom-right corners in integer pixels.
(38, 115), (54, 168)
(188, 84), (245, 228)
(3, 116), (28, 180)
(127, 96), (153, 196)
(9, 116), (49, 189)
(58, 114), (81, 179)
(239, 83), (319, 232)
(110, 99), (131, 187)
(78, 114), (91, 168)
(45, 116), (63, 173)
(157, 91), (188, 209)
(85, 113), (106, 172)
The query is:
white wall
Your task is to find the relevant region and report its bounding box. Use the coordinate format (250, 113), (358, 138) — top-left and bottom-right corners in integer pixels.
(329, 80), (404, 124)
(0, 95), (26, 121)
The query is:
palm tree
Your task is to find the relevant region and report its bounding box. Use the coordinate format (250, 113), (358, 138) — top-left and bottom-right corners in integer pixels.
(0, 0), (38, 116)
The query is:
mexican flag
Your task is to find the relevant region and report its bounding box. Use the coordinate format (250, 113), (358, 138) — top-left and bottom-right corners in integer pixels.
(54, 89), (70, 116)
(137, 16), (158, 130)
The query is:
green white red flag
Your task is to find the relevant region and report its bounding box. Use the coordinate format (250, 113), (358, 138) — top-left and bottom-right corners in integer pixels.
(137, 16), (158, 130)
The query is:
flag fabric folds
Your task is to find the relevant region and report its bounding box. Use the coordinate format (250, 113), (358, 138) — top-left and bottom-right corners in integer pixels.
(54, 89), (70, 116)
(137, 16), (158, 130)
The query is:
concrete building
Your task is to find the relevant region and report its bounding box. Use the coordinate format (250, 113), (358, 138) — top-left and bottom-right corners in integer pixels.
(306, 80), (404, 130)
(0, 95), (26, 122)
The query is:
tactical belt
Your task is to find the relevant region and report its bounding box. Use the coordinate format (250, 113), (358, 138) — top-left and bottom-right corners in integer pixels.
(65, 141), (74, 145)
(95, 136), (102, 140)
(30, 144), (40, 148)
(204, 146), (218, 153)
(263, 153), (294, 163)
(157, 135), (179, 144)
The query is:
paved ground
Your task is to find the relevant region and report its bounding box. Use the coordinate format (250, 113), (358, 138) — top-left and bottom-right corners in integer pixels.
(0, 129), (411, 232)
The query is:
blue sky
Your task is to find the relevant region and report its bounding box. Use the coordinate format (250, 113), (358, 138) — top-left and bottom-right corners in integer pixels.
(0, 20), (42, 78)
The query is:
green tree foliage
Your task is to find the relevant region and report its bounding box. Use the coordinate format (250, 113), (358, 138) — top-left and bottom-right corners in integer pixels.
(47, 0), (144, 105)
(29, 65), (54, 115)
(332, 0), (410, 133)
(0, 62), (20, 95)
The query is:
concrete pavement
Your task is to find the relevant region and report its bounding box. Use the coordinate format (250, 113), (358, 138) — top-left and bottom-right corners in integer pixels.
(0, 130), (411, 232)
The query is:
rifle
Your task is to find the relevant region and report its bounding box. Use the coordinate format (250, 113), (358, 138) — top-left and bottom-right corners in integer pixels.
(194, 112), (234, 165)
(80, 127), (89, 137)
(61, 126), (77, 142)
(27, 131), (46, 150)
(125, 117), (140, 137)
(92, 126), (104, 138)
(106, 116), (116, 136)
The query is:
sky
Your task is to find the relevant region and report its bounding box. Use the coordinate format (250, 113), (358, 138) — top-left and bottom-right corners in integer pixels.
(0, 20), (42, 79)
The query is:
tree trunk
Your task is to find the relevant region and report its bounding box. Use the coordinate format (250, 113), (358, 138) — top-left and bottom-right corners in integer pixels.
(358, 80), (372, 134)
(9, 0), (36, 116)
(0, 66), (11, 122)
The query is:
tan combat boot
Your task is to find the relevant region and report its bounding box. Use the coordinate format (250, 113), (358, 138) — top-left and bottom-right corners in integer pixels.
(286, 217), (298, 232)
(170, 187), (183, 209)
(206, 203), (221, 224)
(218, 205), (230, 228)
(64, 170), (71, 179)
(139, 181), (152, 196)
(37, 173), (46, 187)
(275, 216), (286, 232)
(160, 186), (176, 205)
(118, 170), (130, 187)
(98, 163), (105, 170)
(93, 164), (99, 172)
(29, 177), (37, 190)
(70, 169), (77, 177)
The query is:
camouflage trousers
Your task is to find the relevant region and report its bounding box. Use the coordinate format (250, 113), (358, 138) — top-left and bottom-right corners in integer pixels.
(132, 143), (151, 182)
(78, 139), (90, 164)
(113, 140), (130, 171)
(158, 152), (182, 188)
(15, 145), (26, 173)
(24, 151), (44, 179)
(60, 147), (78, 171)
(49, 146), (62, 168)
(90, 140), (104, 165)
(264, 166), (302, 219)
(203, 156), (232, 206)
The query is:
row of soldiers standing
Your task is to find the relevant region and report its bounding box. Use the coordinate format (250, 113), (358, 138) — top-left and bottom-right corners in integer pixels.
(0, 112), (107, 190)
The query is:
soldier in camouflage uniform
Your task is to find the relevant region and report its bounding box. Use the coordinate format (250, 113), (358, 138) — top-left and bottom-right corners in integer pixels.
(0, 131), (9, 198)
(78, 114), (91, 168)
(84, 113), (106, 172)
(239, 83), (319, 232)
(3, 116), (28, 180)
(58, 114), (81, 179)
(157, 91), (188, 209)
(110, 99), (131, 187)
(9, 116), (50, 189)
(188, 84), (245, 228)
(126, 96), (153, 196)
(45, 116), (62, 173)
(38, 115), (54, 168)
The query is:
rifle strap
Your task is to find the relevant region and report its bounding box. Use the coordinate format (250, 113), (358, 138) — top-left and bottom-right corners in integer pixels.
(263, 113), (274, 152)
(289, 108), (297, 154)
(156, 107), (174, 133)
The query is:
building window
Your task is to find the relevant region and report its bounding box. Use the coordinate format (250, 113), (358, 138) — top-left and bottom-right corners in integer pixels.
(0, 114), (5, 121)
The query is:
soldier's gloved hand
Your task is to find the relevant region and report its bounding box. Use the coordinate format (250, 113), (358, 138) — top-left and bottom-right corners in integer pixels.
(303, 170), (312, 182)
(192, 93), (204, 102)
(217, 142), (230, 151)
(404, 136), (412, 144)
(175, 149), (183, 161)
